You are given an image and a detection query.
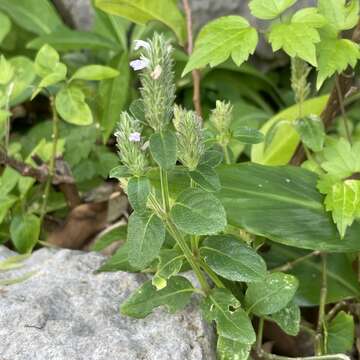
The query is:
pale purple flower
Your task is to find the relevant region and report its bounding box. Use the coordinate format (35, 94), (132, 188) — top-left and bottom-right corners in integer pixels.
(134, 40), (151, 51)
(150, 65), (162, 80)
(130, 57), (150, 71)
(129, 132), (141, 142)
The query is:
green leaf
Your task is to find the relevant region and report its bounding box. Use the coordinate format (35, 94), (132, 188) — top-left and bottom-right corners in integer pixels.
(245, 272), (298, 315)
(129, 99), (146, 123)
(91, 224), (127, 252)
(324, 180), (360, 239)
(0, 0), (63, 35)
(70, 65), (119, 82)
(34, 44), (61, 78)
(170, 188), (227, 235)
(149, 130), (177, 170)
(264, 244), (360, 306)
(183, 16), (258, 75)
(96, 242), (138, 272)
(10, 214), (40, 254)
(95, 0), (186, 44)
(109, 165), (131, 179)
(202, 288), (256, 344)
(0, 11), (11, 43)
(249, 0), (297, 20)
(189, 165), (221, 192)
(98, 52), (130, 142)
(316, 36), (360, 89)
(251, 95), (328, 165)
(268, 302), (300, 336)
(294, 115), (325, 152)
(0, 254), (29, 272)
(55, 85), (93, 126)
(121, 276), (194, 318)
(318, 0), (359, 32)
(127, 176), (151, 213)
(200, 235), (267, 282)
(152, 249), (184, 290)
(0, 195), (17, 224)
(199, 148), (224, 168)
(0, 167), (20, 195)
(27, 29), (120, 51)
(327, 311), (354, 354)
(0, 55), (14, 84)
(268, 8), (325, 66)
(127, 211), (165, 269)
(233, 127), (264, 144)
(217, 337), (251, 360)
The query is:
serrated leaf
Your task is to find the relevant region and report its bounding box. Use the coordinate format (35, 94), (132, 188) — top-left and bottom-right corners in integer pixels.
(149, 130), (177, 170)
(324, 180), (360, 239)
(189, 165), (221, 192)
(170, 188), (227, 235)
(316, 36), (360, 89)
(127, 176), (151, 213)
(95, 0), (186, 44)
(249, 0), (297, 20)
(10, 214), (40, 254)
(269, 8), (325, 66)
(202, 288), (256, 344)
(55, 85), (93, 126)
(327, 311), (354, 354)
(183, 16), (258, 75)
(71, 65), (119, 81)
(268, 301), (300, 336)
(121, 276), (194, 318)
(200, 235), (267, 283)
(127, 211), (165, 269)
(245, 272), (299, 315)
(294, 114), (325, 152)
(233, 127), (264, 144)
(152, 249), (184, 290)
(217, 337), (251, 360)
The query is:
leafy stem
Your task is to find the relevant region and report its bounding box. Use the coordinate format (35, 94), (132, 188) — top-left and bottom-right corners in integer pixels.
(40, 96), (59, 225)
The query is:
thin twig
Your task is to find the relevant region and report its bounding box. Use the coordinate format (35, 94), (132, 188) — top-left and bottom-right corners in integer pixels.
(325, 301), (348, 322)
(270, 251), (320, 273)
(182, 0), (202, 117)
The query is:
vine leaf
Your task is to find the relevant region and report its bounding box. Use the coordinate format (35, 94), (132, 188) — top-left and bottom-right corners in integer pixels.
(268, 301), (301, 336)
(183, 16), (258, 75)
(249, 0), (297, 20)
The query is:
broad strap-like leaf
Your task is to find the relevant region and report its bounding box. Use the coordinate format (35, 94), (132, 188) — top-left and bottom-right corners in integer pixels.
(249, 0), (297, 20)
(183, 16), (258, 75)
(201, 288), (256, 344)
(245, 272), (299, 315)
(170, 188), (227, 235)
(127, 211), (165, 269)
(121, 276), (194, 318)
(200, 235), (267, 282)
(95, 0), (186, 44)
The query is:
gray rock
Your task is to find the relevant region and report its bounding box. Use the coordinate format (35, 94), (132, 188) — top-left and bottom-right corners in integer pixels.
(0, 246), (216, 360)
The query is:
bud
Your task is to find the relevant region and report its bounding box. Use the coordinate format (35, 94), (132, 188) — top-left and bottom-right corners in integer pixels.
(210, 100), (233, 146)
(173, 105), (204, 171)
(132, 33), (176, 132)
(291, 57), (311, 105)
(115, 112), (147, 176)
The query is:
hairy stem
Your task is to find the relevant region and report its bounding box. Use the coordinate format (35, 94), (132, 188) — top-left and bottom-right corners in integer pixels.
(182, 0), (202, 117)
(257, 317), (264, 352)
(160, 168), (171, 213)
(40, 96), (59, 224)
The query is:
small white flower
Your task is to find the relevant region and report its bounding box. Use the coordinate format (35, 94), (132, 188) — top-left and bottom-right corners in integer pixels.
(129, 132), (141, 142)
(150, 65), (162, 80)
(134, 40), (151, 51)
(130, 57), (150, 71)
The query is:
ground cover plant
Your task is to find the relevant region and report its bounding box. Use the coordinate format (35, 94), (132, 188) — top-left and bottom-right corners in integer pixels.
(0, 0), (360, 359)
